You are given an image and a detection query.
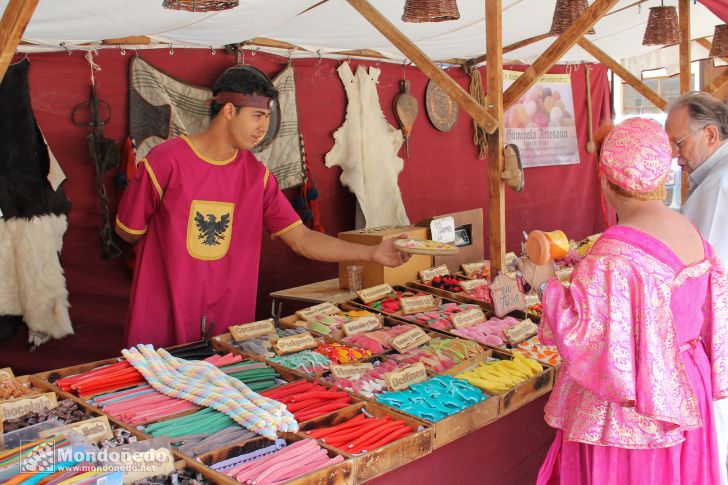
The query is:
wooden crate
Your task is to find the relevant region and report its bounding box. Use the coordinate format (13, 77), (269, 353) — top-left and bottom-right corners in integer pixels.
(195, 432), (354, 485)
(486, 351), (554, 416)
(34, 357), (122, 385)
(428, 391), (499, 448)
(296, 401), (433, 483)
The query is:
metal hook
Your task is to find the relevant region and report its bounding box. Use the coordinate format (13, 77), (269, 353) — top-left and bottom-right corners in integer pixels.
(134, 48), (139, 58)
(402, 59), (407, 79)
(316, 49), (322, 64)
(210, 46), (216, 56)
(376, 57), (381, 67)
(60, 42), (72, 56)
(169, 44), (174, 56)
(118, 45), (126, 56)
(287, 49), (293, 65)
(251, 47), (259, 56)
(340, 54), (351, 66)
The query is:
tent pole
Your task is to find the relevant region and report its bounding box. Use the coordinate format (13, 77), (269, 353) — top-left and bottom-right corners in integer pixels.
(345, 0), (499, 133)
(486, 0), (506, 274)
(679, 0), (691, 204)
(0, 0), (38, 81)
(503, 0), (619, 110)
(578, 38), (667, 110)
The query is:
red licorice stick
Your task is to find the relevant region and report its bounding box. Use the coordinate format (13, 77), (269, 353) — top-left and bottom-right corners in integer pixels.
(287, 391), (348, 402)
(74, 374), (143, 391)
(297, 395), (352, 414)
(261, 381), (313, 399)
(348, 422), (406, 452)
(323, 417), (388, 443)
(285, 398), (325, 413)
(276, 386), (329, 404)
(312, 420), (372, 441)
(357, 426), (414, 452)
(69, 366), (141, 386)
(57, 362), (131, 387)
(295, 400), (351, 421)
(306, 413), (367, 438)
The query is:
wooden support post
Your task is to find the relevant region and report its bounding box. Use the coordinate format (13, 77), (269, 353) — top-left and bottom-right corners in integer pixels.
(486, 0), (506, 274)
(696, 39), (728, 95)
(578, 38), (667, 110)
(679, 0), (691, 204)
(0, 0), (38, 82)
(503, 0), (619, 110)
(346, 0), (499, 133)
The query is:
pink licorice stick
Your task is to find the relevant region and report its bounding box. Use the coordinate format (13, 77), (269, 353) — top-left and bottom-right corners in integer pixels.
(93, 385), (153, 403)
(226, 439), (314, 477)
(266, 456), (345, 485)
(258, 449), (330, 484)
(231, 440), (317, 481)
(247, 446), (324, 484)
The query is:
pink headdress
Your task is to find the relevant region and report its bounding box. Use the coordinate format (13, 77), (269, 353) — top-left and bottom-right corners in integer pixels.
(600, 117), (672, 194)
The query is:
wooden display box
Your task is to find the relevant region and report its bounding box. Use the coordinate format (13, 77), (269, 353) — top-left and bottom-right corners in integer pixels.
(427, 391), (499, 449)
(337, 225), (433, 289)
(195, 432), (354, 485)
(488, 350), (554, 416)
(297, 401), (433, 483)
(34, 357), (122, 387)
(414, 208), (484, 272)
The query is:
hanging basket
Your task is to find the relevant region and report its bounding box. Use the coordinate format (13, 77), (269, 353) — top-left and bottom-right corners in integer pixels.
(549, 0), (595, 36)
(642, 6), (679, 46)
(162, 0), (239, 12)
(402, 0), (460, 23)
(709, 24), (728, 58)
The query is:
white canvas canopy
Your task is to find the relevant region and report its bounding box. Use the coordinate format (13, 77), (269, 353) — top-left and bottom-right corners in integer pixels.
(4, 0), (723, 76)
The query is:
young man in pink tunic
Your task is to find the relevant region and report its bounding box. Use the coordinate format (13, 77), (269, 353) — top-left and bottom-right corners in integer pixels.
(116, 66), (408, 347)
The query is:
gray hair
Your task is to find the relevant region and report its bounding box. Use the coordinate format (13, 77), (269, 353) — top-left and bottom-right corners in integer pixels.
(669, 91), (728, 140)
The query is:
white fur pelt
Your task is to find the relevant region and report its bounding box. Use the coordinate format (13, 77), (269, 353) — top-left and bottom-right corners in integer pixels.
(325, 62), (409, 228)
(0, 214), (73, 346)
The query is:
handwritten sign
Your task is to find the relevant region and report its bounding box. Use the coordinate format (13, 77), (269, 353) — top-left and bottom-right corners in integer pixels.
(505, 252), (518, 267)
(524, 294), (541, 307)
(460, 278), (488, 293)
(330, 363), (375, 379)
(555, 267), (574, 283)
(449, 308), (486, 328)
(430, 216), (455, 244)
(1, 392), (57, 421)
(399, 295), (436, 315)
(357, 284), (394, 304)
(390, 327), (431, 353)
(0, 368), (14, 382)
(342, 316), (383, 336)
(296, 302), (340, 322)
(112, 446), (175, 484)
(419, 264), (450, 283)
(504, 319), (539, 345)
(273, 332), (317, 355)
(461, 261), (490, 278)
(229, 319), (276, 342)
(385, 362), (428, 391)
(490, 274), (527, 317)
(40, 416), (113, 444)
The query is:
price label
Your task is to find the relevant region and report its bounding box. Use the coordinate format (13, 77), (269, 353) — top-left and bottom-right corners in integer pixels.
(1, 392), (57, 421)
(342, 316), (383, 336)
(330, 363), (375, 379)
(296, 302), (340, 322)
(390, 327), (431, 353)
(460, 278), (488, 293)
(555, 267), (574, 283)
(273, 332), (317, 355)
(0, 368), (14, 382)
(229, 319), (276, 342)
(357, 284), (395, 304)
(504, 319), (539, 345)
(399, 295), (436, 315)
(419, 264), (450, 283)
(461, 261), (490, 278)
(40, 416), (113, 444)
(449, 308), (486, 328)
(385, 362), (428, 391)
(111, 446), (175, 484)
(524, 294), (541, 307)
(430, 216), (455, 244)
(490, 274), (527, 317)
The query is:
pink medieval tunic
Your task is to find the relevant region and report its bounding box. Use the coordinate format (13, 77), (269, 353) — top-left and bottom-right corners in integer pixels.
(116, 136), (301, 347)
(537, 225), (728, 485)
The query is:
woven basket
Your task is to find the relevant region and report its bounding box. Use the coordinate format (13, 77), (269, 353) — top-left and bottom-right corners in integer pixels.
(710, 24), (728, 58)
(549, 0), (595, 36)
(162, 0), (238, 12)
(402, 0), (460, 23)
(642, 6), (679, 46)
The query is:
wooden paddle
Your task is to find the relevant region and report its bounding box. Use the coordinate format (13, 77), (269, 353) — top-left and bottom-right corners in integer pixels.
(393, 79), (418, 157)
(584, 64), (595, 154)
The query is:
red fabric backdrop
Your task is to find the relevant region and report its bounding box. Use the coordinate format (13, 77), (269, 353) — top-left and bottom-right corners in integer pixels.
(0, 50), (610, 372)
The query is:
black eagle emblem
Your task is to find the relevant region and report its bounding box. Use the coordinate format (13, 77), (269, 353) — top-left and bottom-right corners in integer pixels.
(195, 212), (230, 246)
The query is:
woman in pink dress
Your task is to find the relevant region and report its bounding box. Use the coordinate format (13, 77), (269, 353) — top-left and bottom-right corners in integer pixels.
(537, 117), (728, 485)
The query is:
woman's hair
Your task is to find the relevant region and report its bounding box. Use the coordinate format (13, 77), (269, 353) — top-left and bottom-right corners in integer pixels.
(210, 65), (277, 118)
(669, 91), (728, 141)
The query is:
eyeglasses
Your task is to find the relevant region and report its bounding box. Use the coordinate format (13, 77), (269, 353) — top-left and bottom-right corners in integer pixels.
(671, 126), (704, 150)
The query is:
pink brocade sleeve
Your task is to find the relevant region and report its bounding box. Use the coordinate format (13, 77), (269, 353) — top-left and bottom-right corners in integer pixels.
(540, 256), (638, 405)
(705, 258), (728, 400)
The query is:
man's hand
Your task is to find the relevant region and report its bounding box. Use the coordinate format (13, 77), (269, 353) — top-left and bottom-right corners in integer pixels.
(370, 234), (411, 267)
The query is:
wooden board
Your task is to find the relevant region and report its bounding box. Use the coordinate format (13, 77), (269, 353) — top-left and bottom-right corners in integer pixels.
(269, 278), (357, 305)
(297, 401), (433, 483)
(490, 350), (554, 416)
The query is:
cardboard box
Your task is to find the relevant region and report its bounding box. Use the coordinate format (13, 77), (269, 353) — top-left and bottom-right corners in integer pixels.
(338, 225), (432, 289)
(415, 208), (484, 272)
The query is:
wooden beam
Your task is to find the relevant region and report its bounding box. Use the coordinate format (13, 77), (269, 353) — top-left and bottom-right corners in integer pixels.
(696, 38), (728, 94)
(486, 0), (506, 274)
(503, 0), (620, 110)
(466, 33), (551, 68)
(0, 0), (38, 82)
(679, 0), (690, 204)
(101, 36), (151, 45)
(346, 0), (499, 133)
(578, 38), (667, 110)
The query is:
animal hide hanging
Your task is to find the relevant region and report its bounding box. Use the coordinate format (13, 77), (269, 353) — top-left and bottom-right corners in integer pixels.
(324, 62), (409, 228)
(0, 59), (73, 347)
(129, 57), (305, 190)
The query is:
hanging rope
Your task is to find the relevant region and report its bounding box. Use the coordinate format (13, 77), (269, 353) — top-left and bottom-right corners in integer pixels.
(469, 68), (488, 160)
(84, 50), (101, 86)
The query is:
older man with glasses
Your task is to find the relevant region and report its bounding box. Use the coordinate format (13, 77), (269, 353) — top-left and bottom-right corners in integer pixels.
(666, 90), (728, 485)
